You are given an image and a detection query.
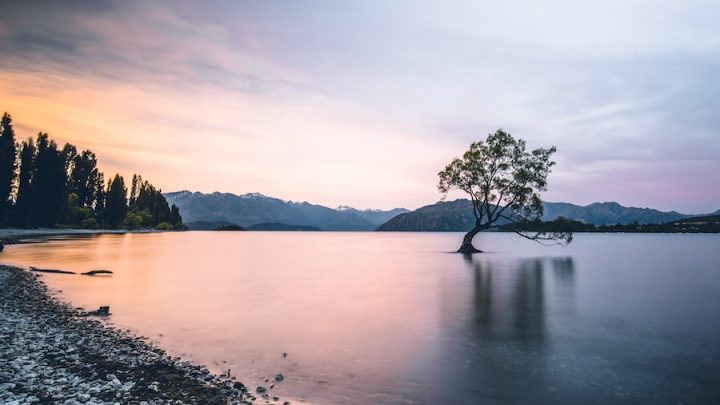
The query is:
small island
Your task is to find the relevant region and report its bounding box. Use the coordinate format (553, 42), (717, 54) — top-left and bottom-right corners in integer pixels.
(247, 223), (322, 231)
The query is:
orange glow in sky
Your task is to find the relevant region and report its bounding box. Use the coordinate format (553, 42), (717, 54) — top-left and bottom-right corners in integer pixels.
(1, 1), (718, 212)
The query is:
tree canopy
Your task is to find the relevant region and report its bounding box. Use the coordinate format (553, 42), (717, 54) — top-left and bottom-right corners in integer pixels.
(0, 111), (185, 230)
(438, 129), (572, 253)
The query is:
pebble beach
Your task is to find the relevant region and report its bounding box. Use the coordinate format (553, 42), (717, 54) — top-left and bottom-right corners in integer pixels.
(0, 265), (277, 405)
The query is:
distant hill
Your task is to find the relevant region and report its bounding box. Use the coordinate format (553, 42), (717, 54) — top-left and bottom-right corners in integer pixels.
(165, 191), (408, 231)
(248, 223), (321, 231)
(337, 206), (410, 225)
(186, 220), (240, 230)
(215, 224), (245, 231)
(506, 213), (720, 233)
(542, 201), (691, 225)
(376, 200), (477, 231)
(673, 214), (720, 225)
(378, 199), (711, 231)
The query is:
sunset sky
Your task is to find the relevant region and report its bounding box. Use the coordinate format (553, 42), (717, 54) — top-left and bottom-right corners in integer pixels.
(1, 1), (718, 213)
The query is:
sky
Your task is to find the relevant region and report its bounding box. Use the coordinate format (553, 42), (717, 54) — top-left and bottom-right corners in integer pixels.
(0, 0), (718, 213)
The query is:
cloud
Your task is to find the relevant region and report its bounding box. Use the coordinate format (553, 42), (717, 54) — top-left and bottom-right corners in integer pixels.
(0, 0), (718, 211)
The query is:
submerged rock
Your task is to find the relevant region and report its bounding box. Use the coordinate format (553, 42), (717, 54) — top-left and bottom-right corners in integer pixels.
(80, 306), (110, 317)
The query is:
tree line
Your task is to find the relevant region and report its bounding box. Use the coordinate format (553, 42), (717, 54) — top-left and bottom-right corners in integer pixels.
(502, 215), (720, 234)
(0, 112), (184, 230)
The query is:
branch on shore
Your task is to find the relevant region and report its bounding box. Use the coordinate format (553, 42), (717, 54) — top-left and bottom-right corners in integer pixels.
(81, 270), (113, 276)
(29, 266), (76, 275)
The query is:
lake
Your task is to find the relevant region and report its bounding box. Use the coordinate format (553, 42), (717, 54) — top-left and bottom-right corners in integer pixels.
(2, 232), (719, 404)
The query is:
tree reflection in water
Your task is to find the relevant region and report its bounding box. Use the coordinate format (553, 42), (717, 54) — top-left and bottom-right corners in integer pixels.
(421, 255), (577, 403)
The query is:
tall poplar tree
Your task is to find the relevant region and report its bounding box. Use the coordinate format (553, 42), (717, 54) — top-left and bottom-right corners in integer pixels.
(0, 113), (17, 223)
(104, 174), (127, 227)
(34, 133), (68, 227)
(69, 150), (101, 207)
(13, 138), (36, 227)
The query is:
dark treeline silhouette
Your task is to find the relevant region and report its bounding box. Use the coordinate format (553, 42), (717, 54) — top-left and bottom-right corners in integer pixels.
(0, 112), (184, 230)
(503, 215), (720, 234)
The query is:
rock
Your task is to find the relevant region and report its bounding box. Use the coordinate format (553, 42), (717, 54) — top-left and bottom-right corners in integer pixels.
(82, 306), (110, 317)
(256, 386), (267, 394)
(275, 373), (284, 382)
(0, 382), (16, 391)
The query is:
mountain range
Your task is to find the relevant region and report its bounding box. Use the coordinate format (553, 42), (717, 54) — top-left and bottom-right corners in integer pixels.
(166, 191), (717, 232)
(377, 199), (717, 231)
(164, 191), (408, 231)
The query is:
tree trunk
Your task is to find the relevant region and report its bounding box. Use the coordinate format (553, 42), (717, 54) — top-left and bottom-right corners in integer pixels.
(457, 225), (483, 253)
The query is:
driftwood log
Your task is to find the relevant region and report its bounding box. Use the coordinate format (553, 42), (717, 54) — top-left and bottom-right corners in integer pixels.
(81, 270), (113, 276)
(29, 266), (76, 275)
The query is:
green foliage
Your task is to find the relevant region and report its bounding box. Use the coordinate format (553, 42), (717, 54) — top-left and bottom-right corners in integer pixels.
(69, 150), (101, 207)
(126, 176), (182, 229)
(80, 217), (99, 229)
(438, 129), (570, 251)
(0, 111), (183, 230)
(62, 193), (93, 225)
(155, 222), (175, 231)
(123, 211), (149, 229)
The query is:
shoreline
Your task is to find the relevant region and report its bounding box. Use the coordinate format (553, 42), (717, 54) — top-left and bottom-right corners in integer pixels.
(0, 265), (270, 404)
(0, 229), (158, 246)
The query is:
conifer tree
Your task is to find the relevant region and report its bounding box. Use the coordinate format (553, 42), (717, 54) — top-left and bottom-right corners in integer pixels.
(104, 174), (127, 227)
(13, 139), (36, 227)
(170, 204), (183, 227)
(0, 113), (18, 224)
(34, 133), (67, 227)
(69, 150), (101, 207)
(94, 172), (106, 224)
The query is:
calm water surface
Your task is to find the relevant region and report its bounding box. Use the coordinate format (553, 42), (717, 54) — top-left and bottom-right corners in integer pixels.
(2, 232), (720, 404)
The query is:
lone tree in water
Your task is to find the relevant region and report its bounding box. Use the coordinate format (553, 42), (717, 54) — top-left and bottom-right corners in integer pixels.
(438, 129), (572, 253)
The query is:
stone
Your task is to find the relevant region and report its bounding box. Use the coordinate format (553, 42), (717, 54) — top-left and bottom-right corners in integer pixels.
(0, 383), (16, 392)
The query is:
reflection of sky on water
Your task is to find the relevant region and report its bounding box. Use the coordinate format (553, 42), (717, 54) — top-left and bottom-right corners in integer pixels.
(2, 232), (720, 404)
